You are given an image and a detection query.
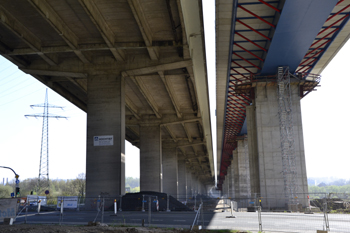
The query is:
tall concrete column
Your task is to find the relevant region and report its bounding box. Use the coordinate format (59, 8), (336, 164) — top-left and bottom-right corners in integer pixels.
(178, 158), (187, 201)
(229, 161), (235, 198)
(246, 105), (260, 197)
(232, 149), (240, 198)
(186, 168), (192, 198)
(255, 84), (308, 208)
(86, 75), (125, 197)
(237, 137), (251, 198)
(162, 145), (178, 197)
(140, 125), (162, 192)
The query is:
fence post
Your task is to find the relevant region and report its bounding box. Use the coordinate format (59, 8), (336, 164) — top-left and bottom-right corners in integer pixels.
(201, 201), (204, 227)
(101, 198), (105, 224)
(59, 197), (64, 225)
(77, 196), (80, 211)
(24, 198), (28, 224)
(323, 196), (330, 231)
(119, 195), (122, 211)
(97, 195), (100, 212)
(166, 194), (170, 212)
(194, 195), (197, 211)
(148, 196), (151, 226)
(258, 205), (262, 232)
(142, 195), (145, 212)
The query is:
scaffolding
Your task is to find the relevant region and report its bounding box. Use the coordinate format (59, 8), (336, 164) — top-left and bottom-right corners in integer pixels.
(277, 66), (297, 206)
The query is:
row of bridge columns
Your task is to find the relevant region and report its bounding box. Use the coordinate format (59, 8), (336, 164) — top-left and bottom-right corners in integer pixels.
(85, 76), (207, 199)
(221, 84), (309, 208)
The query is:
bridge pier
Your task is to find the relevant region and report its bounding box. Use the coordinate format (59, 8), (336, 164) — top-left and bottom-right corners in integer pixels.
(140, 125), (162, 192)
(85, 75), (125, 198)
(252, 84), (308, 208)
(237, 137), (251, 199)
(162, 145), (178, 198)
(178, 158), (187, 201)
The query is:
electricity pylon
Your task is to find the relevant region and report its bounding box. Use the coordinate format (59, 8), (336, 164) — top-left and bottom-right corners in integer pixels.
(25, 89), (67, 193)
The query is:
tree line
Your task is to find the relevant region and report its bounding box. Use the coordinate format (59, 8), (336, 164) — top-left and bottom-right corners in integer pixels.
(0, 175), (140, 198)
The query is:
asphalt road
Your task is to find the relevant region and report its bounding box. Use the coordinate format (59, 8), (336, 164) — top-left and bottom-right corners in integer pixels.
(12, 210), (350, 233)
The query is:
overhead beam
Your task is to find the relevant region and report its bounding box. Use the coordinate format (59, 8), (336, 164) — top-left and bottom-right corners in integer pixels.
(122, 60), (192, 77)
(160, 118), (201, 126)
(20, 68), (87, 78)
(78, 0), (125, 61)
(8, 41), (182, 56)
(0, 6), (56, 66)
(125, 95), (141, 120)
(182, 122), (192, 143)
(163, 125), (177, 143)
(65, 77), (87, 93)
(27, 0), (90, 63)
(127, 0), (159, 60)
(158, 71), (182, 118)
(130, 76), (161, 118)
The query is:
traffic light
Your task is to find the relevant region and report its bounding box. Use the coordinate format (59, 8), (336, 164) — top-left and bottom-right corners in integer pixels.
(15, 187), (20, 196)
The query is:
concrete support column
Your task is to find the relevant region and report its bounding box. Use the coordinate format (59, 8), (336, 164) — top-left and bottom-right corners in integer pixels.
(232, 149), (240, 198)
(237, 137), (251, 198)
(178, 158), (187, 201)
(162, 145), (178, 197)
(255, 84), (308, 208)
(246, 105), (260, 197)
(140, 125), (162, 192)
(186, 168), (192, 198)
(86, 75), (125, 197)
(228, 162), (235, 198)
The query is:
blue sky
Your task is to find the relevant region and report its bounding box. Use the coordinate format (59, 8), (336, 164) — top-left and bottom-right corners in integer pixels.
(0, 1), (349, 183)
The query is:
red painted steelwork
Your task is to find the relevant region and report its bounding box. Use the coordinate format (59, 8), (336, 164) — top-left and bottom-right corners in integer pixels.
(311, 28), (339, 47)
(234, 43), (265, 61)
(232, 61), (254, 74)
(318, 14), (349, 36)
(238, 5), (276, 28)
(326, 4), (350, 22)
(258, 0), (281, 12)
(236, 19), (271, 40)
(235, 32), (267, 51)
(233, 52), (262, 70)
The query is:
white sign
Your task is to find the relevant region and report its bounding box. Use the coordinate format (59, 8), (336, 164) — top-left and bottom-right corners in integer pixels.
(0, 199), (17, 222)
(94, 135), (114, 146)
(57, 196), (78, 209)
(27, 195), (47, 206)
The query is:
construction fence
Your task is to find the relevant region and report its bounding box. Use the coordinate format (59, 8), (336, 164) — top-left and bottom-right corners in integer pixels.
(1, 192), (349, 232)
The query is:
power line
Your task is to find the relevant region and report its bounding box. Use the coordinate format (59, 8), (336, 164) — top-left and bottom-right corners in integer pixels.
(0, 87), (45, 107)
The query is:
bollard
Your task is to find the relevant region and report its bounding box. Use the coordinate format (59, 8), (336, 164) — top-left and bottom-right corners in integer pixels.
(114, 199), (117, 215)
(194, 195), (197, 211)
(142, 219), (145, 227)
(59, 197), (64, 225)
(142, 195), (145, 212)
(166, 194), (170, 212)
(37, 200), (41, 214)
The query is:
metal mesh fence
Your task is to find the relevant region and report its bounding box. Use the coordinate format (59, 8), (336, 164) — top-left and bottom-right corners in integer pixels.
(1, 193), (349, 232)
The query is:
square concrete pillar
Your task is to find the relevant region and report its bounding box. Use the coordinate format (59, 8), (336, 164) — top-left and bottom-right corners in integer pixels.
(162, 145), (178, 197)
(237, 137), (251, 198)
(186, 168), (192, 199)
(86, 75), (125, 198)
(178, 158), (187, 201)
(246, 105), (260, 196)
(229, 161), (235, 198)
(140, 125), (162, 192)
(232, 149), (240, 198)
(255, 84), (308, 208)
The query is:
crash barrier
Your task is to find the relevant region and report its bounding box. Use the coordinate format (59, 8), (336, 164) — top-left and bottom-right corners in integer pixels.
(2, 192), (350, 232)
